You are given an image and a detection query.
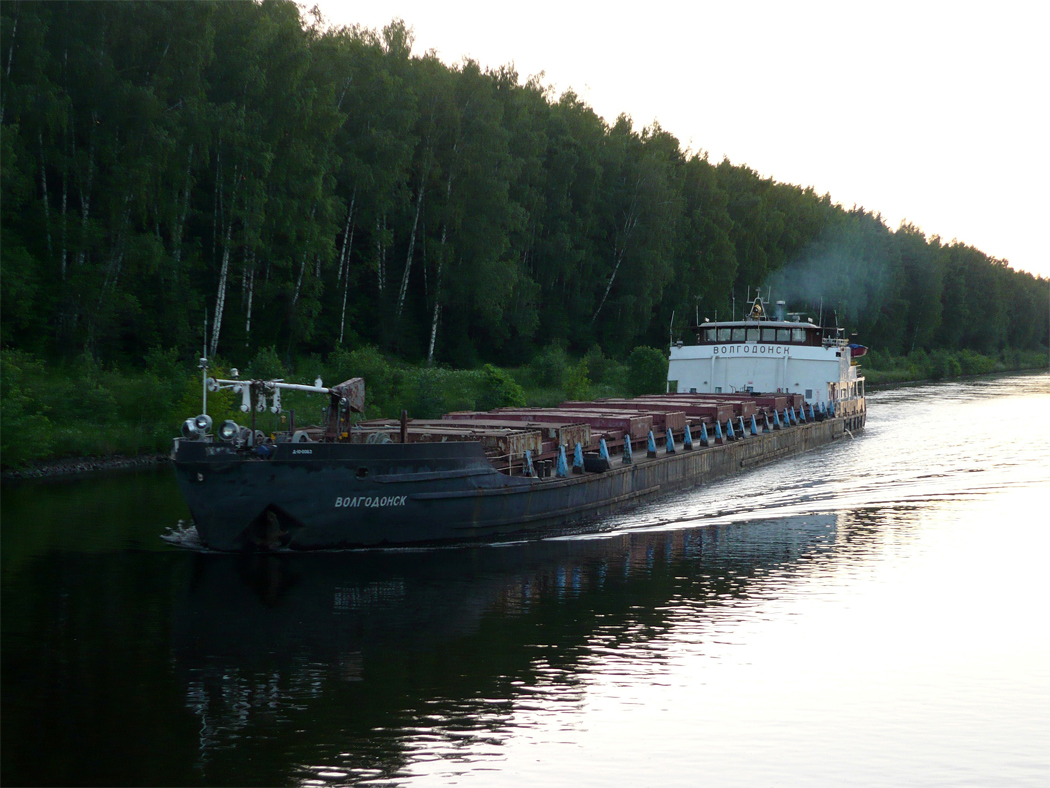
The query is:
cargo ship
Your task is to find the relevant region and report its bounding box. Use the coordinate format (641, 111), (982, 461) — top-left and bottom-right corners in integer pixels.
(172, 296), (865, 551)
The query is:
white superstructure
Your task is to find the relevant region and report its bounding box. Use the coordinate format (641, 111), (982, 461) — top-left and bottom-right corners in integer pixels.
(667, 297), (865, 414)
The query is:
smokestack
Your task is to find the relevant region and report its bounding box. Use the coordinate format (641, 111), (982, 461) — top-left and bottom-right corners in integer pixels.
(775, 300), (786, 321)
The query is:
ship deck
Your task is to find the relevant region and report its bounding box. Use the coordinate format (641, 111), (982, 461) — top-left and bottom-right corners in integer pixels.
(350, 391), (838, 476)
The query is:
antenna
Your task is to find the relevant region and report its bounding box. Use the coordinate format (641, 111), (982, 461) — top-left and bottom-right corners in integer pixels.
(732, 290), (736, 321)
(669, 310), (675, 347)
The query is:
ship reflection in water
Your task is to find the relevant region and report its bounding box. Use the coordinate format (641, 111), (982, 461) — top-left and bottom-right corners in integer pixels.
(173, 513), (844, 783)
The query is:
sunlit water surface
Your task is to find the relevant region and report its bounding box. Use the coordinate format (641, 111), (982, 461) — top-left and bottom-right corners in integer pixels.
(3, 373), (1048, 787)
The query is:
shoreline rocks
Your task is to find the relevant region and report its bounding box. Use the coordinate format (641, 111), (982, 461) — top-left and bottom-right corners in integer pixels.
(2, 453), (170, 481)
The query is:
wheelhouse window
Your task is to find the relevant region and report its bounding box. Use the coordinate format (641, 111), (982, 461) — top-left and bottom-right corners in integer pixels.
(701, 323), (818, 345)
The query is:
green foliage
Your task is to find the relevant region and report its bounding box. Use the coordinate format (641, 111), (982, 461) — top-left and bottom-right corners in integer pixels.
(246, 347), (287, 380)
(405, 367), (477, 418)
(626, 347), (668, 396)
(928, 350), (962, 380)
(0, 348), (208, 468)
(476, 364), (526, 411)
(564, 361), (591, 401)
(0, 351), (54, 467)
(582, 345), (613, 386)
(327, 346), (403, 418)
(861, 346), (1045, 386)
(0, 0), (1047, 467)
(1, 0), (1045, 368)
(580, 345), (627, 397)
(530, 344), (570, 388)
(408, 367), (445, 419)
(956, 350), (998, 376)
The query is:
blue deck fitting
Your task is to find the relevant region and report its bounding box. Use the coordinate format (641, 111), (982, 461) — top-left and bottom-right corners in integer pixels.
(666, 428), (676, 454)
(738, 416), (747, 438)
(808, 402), (816, 421)
(556, 445), (569, 477)
(763, 413), (772, 433)
(623, 434), (633, 464)
(599, 438), (610, 461)
(573, 442), (585, 473)
(715, 421), (724, 443)
(829, 399), (836, 417)
(750, 415), (759, 436)
(647, 430), (657, 458)
(784, 407), (792, 426)
(684, 424), (693, 450)
(700, 422), (710, 447)
(524, 449), (535, 477)
(799, 404), (806, 423)
(726, 418), (736, 440)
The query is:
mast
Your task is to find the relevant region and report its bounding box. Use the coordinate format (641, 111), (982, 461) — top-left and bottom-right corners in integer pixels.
(201, 308), (208, 416)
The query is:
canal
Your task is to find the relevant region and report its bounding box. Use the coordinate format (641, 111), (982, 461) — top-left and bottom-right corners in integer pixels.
(2, 373), (1048, 786)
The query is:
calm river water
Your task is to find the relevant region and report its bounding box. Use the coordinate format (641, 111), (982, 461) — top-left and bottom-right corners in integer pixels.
(3, 373), (1049, 787)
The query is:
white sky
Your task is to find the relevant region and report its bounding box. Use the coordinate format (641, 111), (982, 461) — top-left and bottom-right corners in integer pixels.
(316, 0), (1050, 279)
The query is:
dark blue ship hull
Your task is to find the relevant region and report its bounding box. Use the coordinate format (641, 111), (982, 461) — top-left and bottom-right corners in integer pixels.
(173, 414), (858, 551)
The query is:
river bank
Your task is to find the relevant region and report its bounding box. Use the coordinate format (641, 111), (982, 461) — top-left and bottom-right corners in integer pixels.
(860, 346), (1047, 385)
(0, 452), (170, 481)
(864, 365), (1049, 392)
(4, 362), (1046, 481)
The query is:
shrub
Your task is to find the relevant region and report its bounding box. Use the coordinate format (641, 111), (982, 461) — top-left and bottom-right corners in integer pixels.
(928, 350), (961, 380)
(246, 346), (286, 380)
(409, 367), (445, 419)
(958, 350), (996, 376)
(583, 345), (614, 386)
(145, 346), (185, 382)
(530, 343), (570, 388)
(626, 346), (668, 396)
(476, 364), (526, 411)
(0, 352), (53, 468)
(564, 361), (591, 401)
(327, 346), (402, 417)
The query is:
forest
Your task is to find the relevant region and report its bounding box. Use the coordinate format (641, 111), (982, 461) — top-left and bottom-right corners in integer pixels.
(1, 1), (1047, 466)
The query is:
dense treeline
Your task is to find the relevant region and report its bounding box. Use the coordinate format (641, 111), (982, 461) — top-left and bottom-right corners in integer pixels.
(2, 0), (1047, 372)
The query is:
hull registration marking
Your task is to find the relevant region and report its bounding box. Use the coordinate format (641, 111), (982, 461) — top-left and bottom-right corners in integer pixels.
(336, 495), (407, 508)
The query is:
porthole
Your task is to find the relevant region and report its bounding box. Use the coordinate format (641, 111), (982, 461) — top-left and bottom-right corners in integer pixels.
(356, 467), (369, 479)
